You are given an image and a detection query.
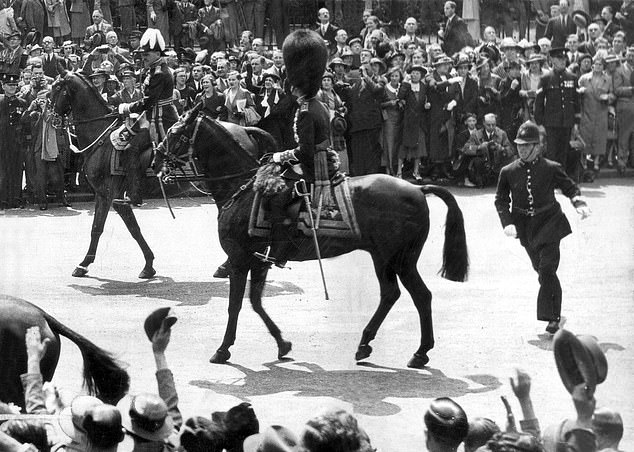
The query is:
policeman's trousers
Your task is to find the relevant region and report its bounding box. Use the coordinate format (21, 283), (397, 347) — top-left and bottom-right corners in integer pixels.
(545, 127), (572, 174)
(616, 103), (634, 168)
(524, 241), (561, 322)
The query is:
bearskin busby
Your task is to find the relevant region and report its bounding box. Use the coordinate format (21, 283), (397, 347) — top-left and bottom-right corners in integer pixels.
(282, 29), (328, 98)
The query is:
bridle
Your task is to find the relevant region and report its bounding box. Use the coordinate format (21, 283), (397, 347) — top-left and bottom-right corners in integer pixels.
(49, 75), (120, 153)
(155, 112), (259, 184)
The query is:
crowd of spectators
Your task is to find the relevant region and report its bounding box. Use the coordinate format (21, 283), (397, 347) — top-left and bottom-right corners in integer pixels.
(1, 0), (634, 210)
(0, 308), (624, 452)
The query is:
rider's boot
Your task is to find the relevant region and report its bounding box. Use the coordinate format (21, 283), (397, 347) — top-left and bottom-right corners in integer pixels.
(256, 221), (294, 268)
(114, 136), (144, 206)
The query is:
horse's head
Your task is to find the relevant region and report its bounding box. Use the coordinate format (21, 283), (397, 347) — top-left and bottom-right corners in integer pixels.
(49, 69), (72, 127)
(153, 107), (201, 174)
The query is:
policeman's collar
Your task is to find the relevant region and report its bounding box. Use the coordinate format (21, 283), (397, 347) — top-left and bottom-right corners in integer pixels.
(519, 155), (540, 166)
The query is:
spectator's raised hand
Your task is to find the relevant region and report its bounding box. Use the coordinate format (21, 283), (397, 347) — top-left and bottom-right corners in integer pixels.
(152, 322), (172, 355)
(510, 368), (531, 400)
(572, 383), (596, 426)
(25, 326), (50, 364)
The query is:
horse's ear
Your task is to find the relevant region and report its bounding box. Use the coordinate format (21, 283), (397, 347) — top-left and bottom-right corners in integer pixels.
(57, 62), (68, 78)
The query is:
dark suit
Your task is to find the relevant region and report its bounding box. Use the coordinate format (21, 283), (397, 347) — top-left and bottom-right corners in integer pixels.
(41, 53), (66, 78)
(495, 156), (584, 322)
(348, 75), (384, 176)
(314, 22), (338, 53)
(543, 14), (577, 48)
(397, 81), (428, 150)
(534, 68), (579, 173)
(450, 76), (478, 127)
(441, 14), (471, 57)
(84, 20), (114, 41)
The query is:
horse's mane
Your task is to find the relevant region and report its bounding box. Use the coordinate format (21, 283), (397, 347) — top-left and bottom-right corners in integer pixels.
(67, 71), (113, 111)
(184, 105), (261, 164)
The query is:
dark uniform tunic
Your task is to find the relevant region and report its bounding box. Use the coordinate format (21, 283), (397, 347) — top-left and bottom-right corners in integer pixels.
(129, 58), (179, 142)
(281, 96), (331, 182)
(495, 156), (584, 322)
(0, 94), (27, 207)
(534, 68), (580, 175)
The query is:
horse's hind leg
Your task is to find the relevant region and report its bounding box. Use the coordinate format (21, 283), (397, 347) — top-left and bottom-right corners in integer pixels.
(396, 256), (433, 369)
(355, 256), (401, 362)
(73, 195), (110, 277)
(210, 267), (249, 364)
(112, 202), (156, 278)
(248, 264), (292, 360)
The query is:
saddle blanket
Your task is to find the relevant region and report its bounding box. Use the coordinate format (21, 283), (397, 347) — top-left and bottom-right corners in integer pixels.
(110, 148), (158, 177)
(248, 177), (361, 239)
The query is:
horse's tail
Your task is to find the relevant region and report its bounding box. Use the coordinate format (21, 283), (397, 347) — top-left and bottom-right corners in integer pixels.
(43, 312), (130, 405)
(243, 127), (281, 158)
(420, 185), (469, 282)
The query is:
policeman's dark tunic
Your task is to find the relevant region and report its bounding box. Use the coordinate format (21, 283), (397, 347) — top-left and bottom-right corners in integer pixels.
(495, 156), (583, 321)
(533, 68), (579, 174)
(0, 94), (27, 207)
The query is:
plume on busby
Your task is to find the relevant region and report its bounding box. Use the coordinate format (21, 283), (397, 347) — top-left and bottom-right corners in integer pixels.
(139, 28), (166, 54)
(282, 30), (328, 98)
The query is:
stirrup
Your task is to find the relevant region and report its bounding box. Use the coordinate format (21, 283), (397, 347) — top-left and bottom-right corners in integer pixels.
(253, 246), (287, 268)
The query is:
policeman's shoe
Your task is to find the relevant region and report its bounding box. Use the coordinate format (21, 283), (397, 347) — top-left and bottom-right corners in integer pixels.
(463, 178), (476, 188)
(113, 196), (143, 207)
(545, 320), (560, 334)
(60, 195), (72, 208)
(39, 203), (48, 211)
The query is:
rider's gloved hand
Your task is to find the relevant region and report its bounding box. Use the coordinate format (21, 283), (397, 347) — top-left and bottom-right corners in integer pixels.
(118, 103), (131, 115)
(504, 224), (517, 238)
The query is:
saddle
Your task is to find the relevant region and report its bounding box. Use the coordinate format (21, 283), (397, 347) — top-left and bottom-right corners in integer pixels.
(248, 176), (361, 239)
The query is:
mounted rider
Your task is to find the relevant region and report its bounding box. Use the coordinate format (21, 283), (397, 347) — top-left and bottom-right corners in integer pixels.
(256, 29), (333, 268)
(114, 28), (179, 206)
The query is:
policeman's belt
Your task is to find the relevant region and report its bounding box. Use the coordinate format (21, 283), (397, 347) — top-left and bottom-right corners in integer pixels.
(513, 203), (554, 217)
(156, 98), (174, 107)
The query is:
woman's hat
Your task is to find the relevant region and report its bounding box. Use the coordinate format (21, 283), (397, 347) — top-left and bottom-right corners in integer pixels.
(500, 37), (521, 52)
(29, 44), (42, 54)
(454, 55), (471, 68)
(518, 39), (540, 52)
(572, 9), (592, 28)
(243, 425), (299, 452)
(347, 36), (362, 47)
(526, 54), (546, 65)
(143, 307), (177, 341)
(370, 57), (387, 73)
(553, 329), (608, 397)
(89, 68), (109, 78)
(433, 54), (453, 67)
(475, 57), (490, 70)
(328, 57), (349, 70)
(407, 65), (427, 76)
(262, 68), (281, 82)
(322, 70), (334, 81)
(604, 53), (621, 64)
(117, 394), (174, 441)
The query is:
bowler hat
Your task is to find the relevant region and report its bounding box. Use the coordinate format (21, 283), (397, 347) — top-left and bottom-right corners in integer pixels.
(424, 398), (469, 447)
(180, 47), (197, 63)
(243, 425), (298, 452)
(117, 394), (174, 441)
(553, 329), (608, 397)
(144, 307), (177, 341)
(549, 47), (567, 59)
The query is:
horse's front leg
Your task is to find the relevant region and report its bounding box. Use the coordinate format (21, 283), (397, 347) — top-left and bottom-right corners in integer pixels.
(210, 267), (248, 364)
(111, 201), (156, 279)
(72, 195), (110, 277)
(249, 264), (292, 359)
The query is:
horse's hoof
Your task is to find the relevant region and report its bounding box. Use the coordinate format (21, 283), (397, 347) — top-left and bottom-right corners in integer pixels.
(355, 344), (373, 361)
(72, 266), (88, 277)
(139, 267), (156, 279)
(407, 353), (429, 369)
(277, 340), (292, 359)
(209, 349), (231, 364)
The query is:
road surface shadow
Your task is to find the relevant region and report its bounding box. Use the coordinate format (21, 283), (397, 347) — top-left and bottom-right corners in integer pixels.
(1, 207), (81, 217)
(68, 276), (304, 306)
(190, 361), (501, 416)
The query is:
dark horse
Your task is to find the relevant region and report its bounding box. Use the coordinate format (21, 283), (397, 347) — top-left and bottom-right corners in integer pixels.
(49, 70), (156, 279)
(0, 295), (129, 408)
(155, 110), (469, 368)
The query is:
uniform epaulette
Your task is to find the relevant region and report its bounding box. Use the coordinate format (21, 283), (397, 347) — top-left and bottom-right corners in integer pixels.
(300, 102), (309, 112)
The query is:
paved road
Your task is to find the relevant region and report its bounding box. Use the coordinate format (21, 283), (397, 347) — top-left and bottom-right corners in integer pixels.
(1, 179), (633, 451)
